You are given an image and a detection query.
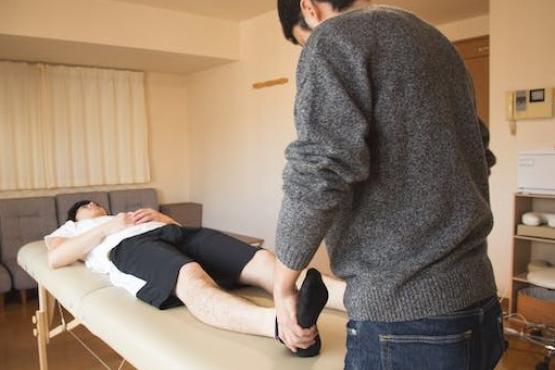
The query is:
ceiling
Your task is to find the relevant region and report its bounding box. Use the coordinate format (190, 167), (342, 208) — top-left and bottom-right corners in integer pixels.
(0, 34), (232, 75)
(381, 0), (488, 24)
(110, 0), (488, 24)
(111, 0), (276, 21)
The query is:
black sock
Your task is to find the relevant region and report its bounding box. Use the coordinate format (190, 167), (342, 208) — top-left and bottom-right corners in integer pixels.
(295, 268), (329, 357)
(274, 269), (329, 357)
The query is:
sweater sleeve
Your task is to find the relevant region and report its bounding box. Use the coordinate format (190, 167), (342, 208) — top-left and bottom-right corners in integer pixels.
(276, 33), (372, 270)
(478, 119), (496, 175)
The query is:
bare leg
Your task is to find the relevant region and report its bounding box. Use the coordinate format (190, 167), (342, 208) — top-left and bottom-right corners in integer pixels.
(296, 270), (346, 312)
(175, 262), (276, 338)
(239, 249), (346, 311)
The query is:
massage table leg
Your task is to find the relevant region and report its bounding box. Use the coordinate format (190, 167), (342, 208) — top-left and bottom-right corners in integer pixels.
(20, 289), (28, 305)
(33, 285), (51, 370)
(30, 285), (120, 370)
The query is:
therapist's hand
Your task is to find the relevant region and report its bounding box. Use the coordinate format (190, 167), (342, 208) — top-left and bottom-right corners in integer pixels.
(273, 260), (317, 352)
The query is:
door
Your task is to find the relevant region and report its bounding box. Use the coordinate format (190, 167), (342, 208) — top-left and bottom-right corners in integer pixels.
(453, 36), (490, 126)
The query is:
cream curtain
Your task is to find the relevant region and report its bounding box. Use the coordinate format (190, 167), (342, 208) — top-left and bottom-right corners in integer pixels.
(0, 61), (150, 191)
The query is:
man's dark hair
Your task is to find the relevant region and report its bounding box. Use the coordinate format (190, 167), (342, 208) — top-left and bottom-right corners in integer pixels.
(277, 0), (357, 44)
(67, 200), (92, 222)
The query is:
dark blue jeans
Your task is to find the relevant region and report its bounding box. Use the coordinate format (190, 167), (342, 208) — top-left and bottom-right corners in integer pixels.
(344, 296), (506, 370)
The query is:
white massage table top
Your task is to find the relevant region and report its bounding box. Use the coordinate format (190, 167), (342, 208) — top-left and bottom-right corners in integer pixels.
(18, 241), (348, 370)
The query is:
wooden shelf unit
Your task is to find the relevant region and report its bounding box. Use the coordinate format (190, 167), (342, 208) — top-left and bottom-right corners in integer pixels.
(510, 193), (555, 314)
(512, 273), (530, 284)
(514, 235), (555, 244)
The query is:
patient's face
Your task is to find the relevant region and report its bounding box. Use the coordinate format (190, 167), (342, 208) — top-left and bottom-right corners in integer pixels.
(75, 202), (107, 221)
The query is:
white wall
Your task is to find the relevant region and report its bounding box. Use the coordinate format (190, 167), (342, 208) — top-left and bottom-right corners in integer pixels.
(489, 0), (555, 297)
(186, 10), (302, 253)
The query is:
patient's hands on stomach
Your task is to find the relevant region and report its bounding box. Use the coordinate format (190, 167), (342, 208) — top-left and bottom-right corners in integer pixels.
(105, 212), (135, 235)
(131, 208), (174, 225)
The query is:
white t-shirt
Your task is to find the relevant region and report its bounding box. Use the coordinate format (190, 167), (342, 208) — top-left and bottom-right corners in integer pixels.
(45, 216), (166, 296)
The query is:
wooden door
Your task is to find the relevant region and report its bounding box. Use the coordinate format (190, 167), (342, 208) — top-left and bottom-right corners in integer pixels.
(454, 36), (490, 126)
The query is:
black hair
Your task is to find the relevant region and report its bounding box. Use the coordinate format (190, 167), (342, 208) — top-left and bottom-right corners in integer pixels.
(277, 0), (357, 44)
(67, 200), (92, 222)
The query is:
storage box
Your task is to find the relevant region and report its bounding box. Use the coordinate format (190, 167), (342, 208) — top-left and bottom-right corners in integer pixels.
(517, 224), (555, 240)
(517, 288), (555, 325)
(518, 150), (555, 195)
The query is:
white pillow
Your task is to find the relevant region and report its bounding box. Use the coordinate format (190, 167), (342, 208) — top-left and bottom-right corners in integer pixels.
(528, 268), (555, 290)
(529, 259), (552, 272)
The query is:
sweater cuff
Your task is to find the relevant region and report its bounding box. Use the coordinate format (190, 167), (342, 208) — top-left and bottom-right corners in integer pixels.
(275, 196), (335, 270)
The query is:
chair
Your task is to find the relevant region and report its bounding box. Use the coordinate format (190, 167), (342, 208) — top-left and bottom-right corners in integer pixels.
(0, 197), (58, 303)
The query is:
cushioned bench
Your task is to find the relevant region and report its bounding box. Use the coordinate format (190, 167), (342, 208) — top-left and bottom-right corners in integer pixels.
(18, 241), (348, 370)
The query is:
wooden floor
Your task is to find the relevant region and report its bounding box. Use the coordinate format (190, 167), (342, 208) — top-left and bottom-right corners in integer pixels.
(0, 297), (552, 370)
(0, 296), (136, 370)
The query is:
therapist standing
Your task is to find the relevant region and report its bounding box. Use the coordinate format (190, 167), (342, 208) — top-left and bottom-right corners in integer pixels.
(273, 1), (505, 369)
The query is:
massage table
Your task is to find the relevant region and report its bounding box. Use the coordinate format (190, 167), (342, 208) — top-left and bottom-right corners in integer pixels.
(18, 241), (348, 370)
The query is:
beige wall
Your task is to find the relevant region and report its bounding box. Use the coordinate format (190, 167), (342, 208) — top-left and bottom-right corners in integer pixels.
(437, 15), (489, 41)
(0, 72), (190, 205)
(185, 11), (343, 272)
(489, 0), (555, 297)
(145, 72), (190, 204)
(186, 10), (310, 264)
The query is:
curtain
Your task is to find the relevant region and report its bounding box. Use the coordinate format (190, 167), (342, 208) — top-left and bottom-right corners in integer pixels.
(0, 61), (150, 191)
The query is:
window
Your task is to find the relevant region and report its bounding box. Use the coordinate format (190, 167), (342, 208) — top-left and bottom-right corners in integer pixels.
(0, 62), (150, 190)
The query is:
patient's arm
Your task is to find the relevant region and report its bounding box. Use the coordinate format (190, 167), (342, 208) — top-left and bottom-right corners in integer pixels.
(131, 208), (180, 226)
(47, 213), (134, 269)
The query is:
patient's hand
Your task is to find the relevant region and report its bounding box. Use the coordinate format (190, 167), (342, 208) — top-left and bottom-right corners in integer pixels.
(105, 212), (135, 235)
(131, 208), (177, 225)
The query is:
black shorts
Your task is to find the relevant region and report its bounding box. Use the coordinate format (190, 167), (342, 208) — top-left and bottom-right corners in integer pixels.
(109, 225), (263, 310)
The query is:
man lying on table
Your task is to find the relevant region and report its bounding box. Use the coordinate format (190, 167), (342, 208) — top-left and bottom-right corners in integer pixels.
(45, 200), (344, 357)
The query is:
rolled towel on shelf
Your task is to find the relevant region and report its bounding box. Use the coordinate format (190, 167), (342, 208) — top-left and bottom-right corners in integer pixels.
(529, 260), (552, 273)
(528, 268), (555, 290)
(522, 212), (555, 228)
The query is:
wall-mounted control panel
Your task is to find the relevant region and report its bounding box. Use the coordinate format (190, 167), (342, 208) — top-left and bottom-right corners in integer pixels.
(506, 87), (554, 121)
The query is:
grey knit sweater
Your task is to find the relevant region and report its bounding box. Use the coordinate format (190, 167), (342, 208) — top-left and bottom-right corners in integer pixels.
(276, 6), (497, 322)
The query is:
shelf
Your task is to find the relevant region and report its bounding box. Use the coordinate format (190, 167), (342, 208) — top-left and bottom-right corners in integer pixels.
(514, 235), (555, 245)
(513, 273), (555, 290)
(513, 273), (530, 284)
(515, 192), (555, 199)
(511, 193), (555, 314)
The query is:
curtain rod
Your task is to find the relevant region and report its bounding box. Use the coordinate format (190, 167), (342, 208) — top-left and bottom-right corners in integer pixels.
(0, 58), (144, 73)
